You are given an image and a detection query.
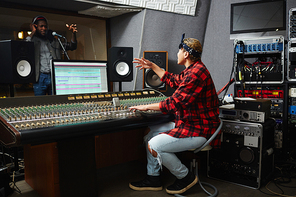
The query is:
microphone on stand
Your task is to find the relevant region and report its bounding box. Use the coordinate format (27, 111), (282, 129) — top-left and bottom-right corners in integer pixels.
(51, 31), (70, 60)
(47, 29), (70, 60)
(52, 31), (65, 38)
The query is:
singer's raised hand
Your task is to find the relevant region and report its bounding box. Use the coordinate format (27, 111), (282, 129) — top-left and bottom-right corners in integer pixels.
(66, 24), (78, 33)
(28, 23), (37, 37)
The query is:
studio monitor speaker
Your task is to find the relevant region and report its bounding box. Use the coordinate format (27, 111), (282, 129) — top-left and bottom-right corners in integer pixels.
(108, 47), (133, 82)
(0, 40), (35, 84)
(143, 51), (168, 91)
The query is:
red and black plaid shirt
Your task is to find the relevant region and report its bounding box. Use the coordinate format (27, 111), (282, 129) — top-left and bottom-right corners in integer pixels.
(159, 61), (221, 148)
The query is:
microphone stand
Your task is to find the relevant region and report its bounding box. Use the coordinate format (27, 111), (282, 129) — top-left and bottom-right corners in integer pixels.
(57, 37), (70, 60)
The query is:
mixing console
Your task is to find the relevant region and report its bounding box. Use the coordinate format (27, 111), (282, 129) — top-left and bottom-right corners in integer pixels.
(0, 90), (173, 147)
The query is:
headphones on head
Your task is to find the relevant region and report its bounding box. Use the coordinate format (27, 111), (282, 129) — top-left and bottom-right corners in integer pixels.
(179, 33), (201, 58)
(32, 15), (48, 25)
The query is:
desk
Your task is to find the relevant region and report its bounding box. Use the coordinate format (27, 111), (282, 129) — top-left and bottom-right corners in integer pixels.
(24, 128), (147, 197)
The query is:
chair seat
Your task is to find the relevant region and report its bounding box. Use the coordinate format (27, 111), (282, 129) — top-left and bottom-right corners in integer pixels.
(200, 144), (212, 151)
(188, 144), (212, 152)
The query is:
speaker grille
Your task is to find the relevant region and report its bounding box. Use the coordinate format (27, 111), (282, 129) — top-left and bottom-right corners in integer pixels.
(145, 68), (164, 88)
(239, 147), (255, 164)
(143, 51), (168, 91)
(115, 62), (130, 76)
(16, 60), (32, 77)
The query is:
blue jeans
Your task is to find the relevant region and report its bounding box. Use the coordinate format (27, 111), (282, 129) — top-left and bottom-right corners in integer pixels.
(145, 122), (206, 179)
(33, 73), (52, 96)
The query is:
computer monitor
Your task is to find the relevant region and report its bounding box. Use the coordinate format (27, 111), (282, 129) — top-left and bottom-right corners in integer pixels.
(51, 60), (109, 95)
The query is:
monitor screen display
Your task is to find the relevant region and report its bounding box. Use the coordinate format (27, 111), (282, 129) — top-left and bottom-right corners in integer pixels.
(51, 60), (109, 95)
(231, 0), (286, 34)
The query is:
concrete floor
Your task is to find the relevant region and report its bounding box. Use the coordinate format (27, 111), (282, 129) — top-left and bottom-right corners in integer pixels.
(8, 160), (296, 197)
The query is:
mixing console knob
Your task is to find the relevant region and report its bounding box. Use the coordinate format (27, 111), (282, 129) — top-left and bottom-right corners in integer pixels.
(21, 124), (25, 128)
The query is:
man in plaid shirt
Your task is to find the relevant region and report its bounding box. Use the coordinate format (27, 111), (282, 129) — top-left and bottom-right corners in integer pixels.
(129, 34), (220, 195)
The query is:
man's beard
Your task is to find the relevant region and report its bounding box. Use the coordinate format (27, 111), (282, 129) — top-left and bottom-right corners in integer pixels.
(35, 30), (47, 39)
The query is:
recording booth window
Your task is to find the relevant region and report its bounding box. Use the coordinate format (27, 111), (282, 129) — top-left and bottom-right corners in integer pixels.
(0, 6), (108, 98)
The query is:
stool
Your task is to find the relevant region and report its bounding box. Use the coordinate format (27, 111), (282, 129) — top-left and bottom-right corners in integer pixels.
(175, 118), (223, 197)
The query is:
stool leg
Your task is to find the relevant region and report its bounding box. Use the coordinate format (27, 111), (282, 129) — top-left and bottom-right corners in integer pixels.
(190, 158), (198, 175)
(176, 160), (218, 197)
(196, 161), (218, 197)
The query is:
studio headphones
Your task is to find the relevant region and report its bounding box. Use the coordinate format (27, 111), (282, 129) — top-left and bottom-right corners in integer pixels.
(31, 15), (54, 40)
(32, 15), (48, 25)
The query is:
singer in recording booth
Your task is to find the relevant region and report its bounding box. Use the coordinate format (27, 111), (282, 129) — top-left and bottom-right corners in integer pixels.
(129, 34), (220, 195)
(26, 15), (78, 96)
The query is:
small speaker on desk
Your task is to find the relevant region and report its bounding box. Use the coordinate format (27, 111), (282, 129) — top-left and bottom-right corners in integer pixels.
(0, 40), (35, 84)
(143, 51), (168, 91)
(107, 47), (133, 82)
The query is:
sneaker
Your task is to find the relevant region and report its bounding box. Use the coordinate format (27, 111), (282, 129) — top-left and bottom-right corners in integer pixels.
(129, 175), (163, 191)
(166, 172), (198, 194)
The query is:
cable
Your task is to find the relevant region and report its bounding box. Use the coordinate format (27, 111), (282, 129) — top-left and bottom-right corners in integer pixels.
(133, 9), (147, 91)
(143, 87), (166, 97)
(264, 179), (296, 197)
(220, 42), (237, 103)
(260, 158), (296, 197)
(89, 28), (97, 60)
